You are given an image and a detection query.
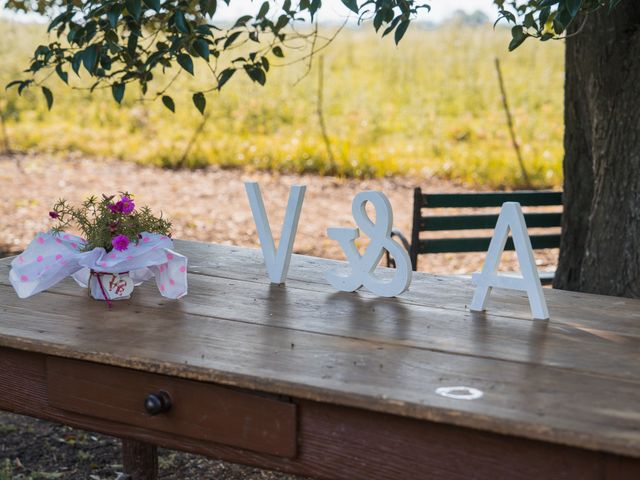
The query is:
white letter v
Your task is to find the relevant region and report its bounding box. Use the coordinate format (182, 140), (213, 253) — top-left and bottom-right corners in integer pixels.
(244, 182), (306, 284)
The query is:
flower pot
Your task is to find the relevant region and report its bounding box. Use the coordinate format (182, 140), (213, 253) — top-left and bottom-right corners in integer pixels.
(88, 271), (134, 301)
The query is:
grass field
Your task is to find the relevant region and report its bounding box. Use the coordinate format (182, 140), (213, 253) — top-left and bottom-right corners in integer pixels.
(0, 20), (564, 188)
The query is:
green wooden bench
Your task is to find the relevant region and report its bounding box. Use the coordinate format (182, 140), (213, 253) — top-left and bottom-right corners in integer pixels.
(389, 188), (563, 284)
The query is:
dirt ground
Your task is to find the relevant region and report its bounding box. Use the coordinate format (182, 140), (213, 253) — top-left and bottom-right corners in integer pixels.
(0, 153), (559, 479)
(0, 412), (307, 480)
(0, 153), (558, 274)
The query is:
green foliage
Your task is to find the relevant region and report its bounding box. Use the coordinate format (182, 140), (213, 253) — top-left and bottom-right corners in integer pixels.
(49, 193), (172, 252)
(0, 0), (629, 107)
(0, 22), (565, 188)
(3, 0), (429, 111)
(494, 0), (626, 50)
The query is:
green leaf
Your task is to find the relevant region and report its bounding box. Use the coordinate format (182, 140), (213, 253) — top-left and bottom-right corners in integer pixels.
(509, 26), (528, 51)
(274, 14), (289, 31)
(192, 92), (206, 114)
(143, 0), (161, 12)
(5, 80), (23, 91)
(71, 52), (82, 75)
(48, 12), (67, 32)
(18, 81), (30, 96)
(199, 0), (217, 17)
(245, 66), (266, 85)
(217, 68), (235, 90)
(309, 0), (321, 18)
(373, 11), (384, 32)
(539, 7), (551, 28)
(177, 53), (194, 75)
(272, 46), (284, 58)
(127, 32), (138, 55)
(341, 0), (359, 14)
(234, 15), (253, 28)
(125, 0), (142, 20)
(258, 1), (270, 18)
(523, 12), (537, 29)
(161, 95), (175, 112)
(55, 64), (68, 84)
(82, 45), (99, 73)
(107, 6), (122, 28)
(537, 0), (561, 7)
(394, 20), (410, 45)
(105, 29), (119, 44)
(193, 39), (210, 61)
(174, 11), (189, 33)
(112, 83), (125, 103)
(553, 6), (573, 34)
(41, 86), (53, 110)
(382, 16), (401, 37)
(224, 31), (242, 49)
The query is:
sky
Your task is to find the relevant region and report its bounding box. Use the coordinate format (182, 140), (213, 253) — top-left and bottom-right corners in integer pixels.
(314, 0), (496, 23)
(0, 0), (498, 24)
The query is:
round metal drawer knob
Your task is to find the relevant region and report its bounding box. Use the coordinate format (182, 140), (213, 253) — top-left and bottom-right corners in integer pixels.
(144, 391), (172, 416)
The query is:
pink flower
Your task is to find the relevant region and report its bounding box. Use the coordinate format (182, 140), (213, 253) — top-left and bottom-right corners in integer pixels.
(49, 211), (59, 219)
(108, 196), (135, 215)
(119, 196), (135, 214)
(111, 234), (130, 252)
(108, 203), (121, 213)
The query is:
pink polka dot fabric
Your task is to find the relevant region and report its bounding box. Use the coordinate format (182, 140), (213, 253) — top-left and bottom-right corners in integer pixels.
(10, 231), (188, 299)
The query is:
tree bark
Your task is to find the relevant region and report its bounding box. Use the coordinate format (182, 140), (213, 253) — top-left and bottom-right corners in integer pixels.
(554, 3), (640, 297)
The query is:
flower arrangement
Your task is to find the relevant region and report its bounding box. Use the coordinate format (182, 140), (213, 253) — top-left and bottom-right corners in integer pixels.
(48, 193), (172, 253)
(10, 193), (187, 304)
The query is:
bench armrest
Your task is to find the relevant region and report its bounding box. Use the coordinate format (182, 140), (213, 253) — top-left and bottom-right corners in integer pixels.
(386, 229), (411, 268)
(391, 228), (411, 252)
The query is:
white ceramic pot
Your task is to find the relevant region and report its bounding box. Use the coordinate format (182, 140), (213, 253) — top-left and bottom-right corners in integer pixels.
(88, 271), (134, 301)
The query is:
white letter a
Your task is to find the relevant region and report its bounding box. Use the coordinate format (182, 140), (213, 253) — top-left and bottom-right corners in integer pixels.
(470, 202), (549, 320)
(245, 182), (306, 284)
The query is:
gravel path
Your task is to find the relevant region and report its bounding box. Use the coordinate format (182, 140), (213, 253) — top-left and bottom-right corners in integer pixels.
(0, 153), (557, 274)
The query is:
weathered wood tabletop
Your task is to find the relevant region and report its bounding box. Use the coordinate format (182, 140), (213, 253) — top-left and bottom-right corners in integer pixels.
(1, 240), (639, 479)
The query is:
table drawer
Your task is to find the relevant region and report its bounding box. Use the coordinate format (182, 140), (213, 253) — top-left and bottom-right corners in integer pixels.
(45, 357), (297, 457)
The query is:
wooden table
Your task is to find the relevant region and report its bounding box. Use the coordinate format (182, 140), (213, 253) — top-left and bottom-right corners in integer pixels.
(1, 241), (639, 479)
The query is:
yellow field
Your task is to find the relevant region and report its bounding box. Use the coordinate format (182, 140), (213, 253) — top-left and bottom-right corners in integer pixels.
(0, 20), (564, 188)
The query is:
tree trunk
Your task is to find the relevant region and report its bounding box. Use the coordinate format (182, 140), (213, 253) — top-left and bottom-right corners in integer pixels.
(554, 3), (640, 297)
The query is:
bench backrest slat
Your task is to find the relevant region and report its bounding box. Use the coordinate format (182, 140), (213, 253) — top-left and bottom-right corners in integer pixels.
(417, 234), (562, 254)
(420, 212), (561, 231)
(422, 191), (562, 208)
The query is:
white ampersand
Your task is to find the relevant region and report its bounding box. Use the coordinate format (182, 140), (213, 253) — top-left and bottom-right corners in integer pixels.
(326, 191), (412, 297)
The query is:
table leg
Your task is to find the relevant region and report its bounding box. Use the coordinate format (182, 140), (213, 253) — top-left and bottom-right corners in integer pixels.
(122, 438), (158, 480)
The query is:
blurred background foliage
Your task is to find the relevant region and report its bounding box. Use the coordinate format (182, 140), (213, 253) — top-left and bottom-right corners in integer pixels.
(0, 17), (564, 188)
